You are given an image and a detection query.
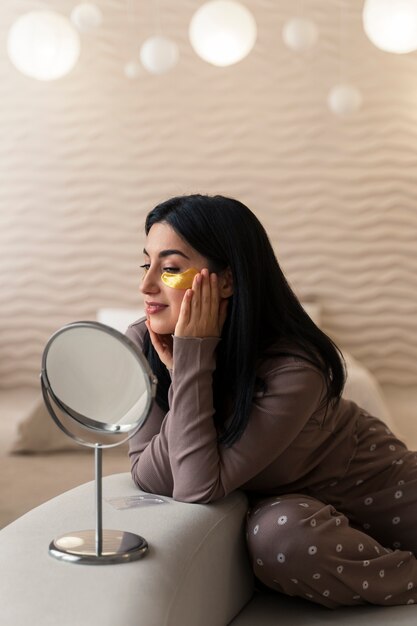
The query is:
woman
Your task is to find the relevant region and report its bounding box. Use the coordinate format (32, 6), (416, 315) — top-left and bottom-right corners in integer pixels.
(127, 193), (417, 609)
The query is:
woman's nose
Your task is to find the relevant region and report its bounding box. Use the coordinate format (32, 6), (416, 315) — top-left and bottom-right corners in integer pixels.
(140, 270), (160, 294)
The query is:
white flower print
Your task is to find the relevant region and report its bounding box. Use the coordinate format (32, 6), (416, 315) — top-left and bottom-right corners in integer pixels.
(256, 558), (264, 566)
(395, 491), (403, 499)
(398, 480), (405, 486)
(290, 578), (298, 584)
(277, 553), (286, 563)
(308, 546), (318, 555)
(299, 503), (310, 508)
(389, 445), (396, 451)
(408, 582), (414, 590)
(358, 543), (364, 552)
(335, 518), (341, 526)
(253, 525), (259, 535)
(313, 573), (321, 580)
(306, 593), (313, 599)
(323, 590), (330, 597)
(407, 599), (415, 605)
(310, 519), (317, 527)
(363, 560), (370, 567)
(374, 546), (380, 554)
(370, 444), (376, 451)
(392, 517), (401, 525)
(362, 581), (369, 590)
(379, 570), (385, 578)
(336, 544), (343, 552)
(364, 497), (373, 506)
(356, 479), (364, 485)
(337, 565), (344, 574)
(385, 594), (392, 600)
(353, 595), (360, 600)
(277, 515), (288, 526)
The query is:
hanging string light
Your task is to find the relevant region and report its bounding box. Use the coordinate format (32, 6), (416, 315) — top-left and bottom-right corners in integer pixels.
(327, 83), (363, 116)
(189, 0), (257, 67)
(328, 0), (363, 117)
(7, 11), (81, 81)
(140, 35), (179, 74)
(282, 17), (318, 52)
(139, 0), (178, 74)
(70, 3), (103, 34)
(363, 0), (417, 54)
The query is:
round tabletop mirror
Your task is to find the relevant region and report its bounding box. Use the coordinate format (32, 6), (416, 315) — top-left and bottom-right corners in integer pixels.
(40, 321), (157, 565)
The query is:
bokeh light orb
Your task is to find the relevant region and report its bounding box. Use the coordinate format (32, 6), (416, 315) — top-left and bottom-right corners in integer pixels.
(189, 0), (257, 67)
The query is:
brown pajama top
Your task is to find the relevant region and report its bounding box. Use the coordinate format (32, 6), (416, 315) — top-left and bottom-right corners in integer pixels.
(127, 318), (417, 609)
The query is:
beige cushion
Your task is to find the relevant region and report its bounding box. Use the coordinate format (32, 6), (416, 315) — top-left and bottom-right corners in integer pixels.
(10, 395), (81, 454)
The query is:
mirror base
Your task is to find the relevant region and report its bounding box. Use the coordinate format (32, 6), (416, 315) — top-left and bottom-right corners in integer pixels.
(49, 529), (148, 565)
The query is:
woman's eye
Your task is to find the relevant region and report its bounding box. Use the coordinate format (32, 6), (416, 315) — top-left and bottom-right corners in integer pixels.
(163, 267), (180, 273)
(140, 264), (150, 272)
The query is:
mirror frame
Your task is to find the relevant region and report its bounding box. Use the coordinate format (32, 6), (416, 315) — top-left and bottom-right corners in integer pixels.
(40, 320), (157, 448)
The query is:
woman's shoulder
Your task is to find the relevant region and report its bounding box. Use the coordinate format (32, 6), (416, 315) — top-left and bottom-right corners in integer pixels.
(125, 316), (147, 349)
(257, 337), (323, 378)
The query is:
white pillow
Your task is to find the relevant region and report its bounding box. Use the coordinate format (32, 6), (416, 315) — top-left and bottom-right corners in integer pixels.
(96, 308), (144, 333)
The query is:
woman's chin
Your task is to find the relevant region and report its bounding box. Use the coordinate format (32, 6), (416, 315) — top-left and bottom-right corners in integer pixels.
(148, 320), (175, 336)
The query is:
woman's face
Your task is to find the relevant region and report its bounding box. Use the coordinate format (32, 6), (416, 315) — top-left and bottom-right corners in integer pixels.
(140, 222), (210, 335)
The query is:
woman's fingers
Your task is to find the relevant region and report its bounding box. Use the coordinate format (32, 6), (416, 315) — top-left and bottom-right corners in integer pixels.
(191, 270), (202, 316)
(145, 320), (173, 369)
(175, 288), (193, 335)
(209, 272), (219, 319)
(175, 268), (227, 337)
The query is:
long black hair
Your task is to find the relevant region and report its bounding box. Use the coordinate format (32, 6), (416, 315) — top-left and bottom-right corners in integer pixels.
(143, 194), (346, 446)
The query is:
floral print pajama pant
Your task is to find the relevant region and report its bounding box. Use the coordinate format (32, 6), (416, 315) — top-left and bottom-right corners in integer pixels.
(246, 413), (417, 608)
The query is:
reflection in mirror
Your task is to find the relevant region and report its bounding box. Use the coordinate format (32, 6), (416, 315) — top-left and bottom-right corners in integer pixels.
(40, 321), (157, 564)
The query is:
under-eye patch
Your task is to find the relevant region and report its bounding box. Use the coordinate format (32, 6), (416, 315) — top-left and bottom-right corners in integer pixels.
(161, 268), (199, 289)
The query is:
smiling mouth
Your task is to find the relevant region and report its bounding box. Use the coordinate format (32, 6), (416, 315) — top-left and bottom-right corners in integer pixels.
(145, 303), (168, 315)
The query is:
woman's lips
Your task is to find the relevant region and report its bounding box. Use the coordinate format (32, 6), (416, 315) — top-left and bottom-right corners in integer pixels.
(145, 303), (168, 315)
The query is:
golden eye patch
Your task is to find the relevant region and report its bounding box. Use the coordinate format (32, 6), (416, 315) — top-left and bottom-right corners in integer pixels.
(161, 267), (199, 290)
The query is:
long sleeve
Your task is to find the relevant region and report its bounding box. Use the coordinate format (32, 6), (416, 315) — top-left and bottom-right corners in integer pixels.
(127, 319), (327, 504)
(126, 320), (174, 496)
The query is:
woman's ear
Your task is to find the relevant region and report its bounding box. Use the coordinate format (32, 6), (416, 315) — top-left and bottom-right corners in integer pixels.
(218, 267), (233, 298)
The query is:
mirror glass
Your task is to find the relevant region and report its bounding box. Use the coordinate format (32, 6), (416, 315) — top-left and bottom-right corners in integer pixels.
(41, 321), (156, 447)
(45, 324), (150, 433)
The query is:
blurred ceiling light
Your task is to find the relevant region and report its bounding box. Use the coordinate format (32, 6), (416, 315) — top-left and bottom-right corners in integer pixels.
(124, 60), (142, 79)
(189, 0), (257, 67)
(7, 11), (80, 81)
(327, 83), (363, 116)
(363, 0), (417, 53)
(140, 36), (179, 75)
(282, 17), (319, 52)
(70, 3), (103, 34)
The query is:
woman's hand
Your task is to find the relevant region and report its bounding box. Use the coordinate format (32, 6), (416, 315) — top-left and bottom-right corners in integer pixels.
(146, 269), (228, 368)
(175, 268), (228, 338)
(145, 320), (174, 370)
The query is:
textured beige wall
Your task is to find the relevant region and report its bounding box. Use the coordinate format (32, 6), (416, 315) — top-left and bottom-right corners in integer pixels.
(1, 0), (417, 389)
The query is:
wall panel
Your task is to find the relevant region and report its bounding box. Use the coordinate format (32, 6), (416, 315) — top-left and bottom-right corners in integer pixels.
(0, 0), (416, 388)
